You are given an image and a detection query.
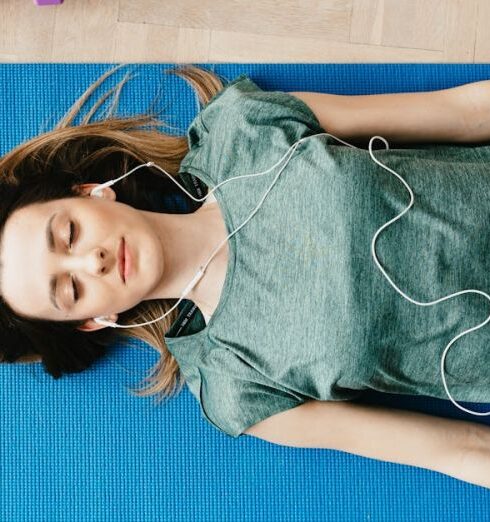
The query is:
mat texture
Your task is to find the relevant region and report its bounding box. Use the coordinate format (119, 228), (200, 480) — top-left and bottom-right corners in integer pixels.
(1, 64), (489, 521)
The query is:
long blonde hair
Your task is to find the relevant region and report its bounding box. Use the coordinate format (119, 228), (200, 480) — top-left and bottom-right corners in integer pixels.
(0, 64), (226, 403)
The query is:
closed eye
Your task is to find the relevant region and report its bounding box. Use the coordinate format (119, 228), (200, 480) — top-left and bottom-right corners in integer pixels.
(69, 221), (75, 248)
(72, 275), (79, 302)
(68, 221), (79, 302)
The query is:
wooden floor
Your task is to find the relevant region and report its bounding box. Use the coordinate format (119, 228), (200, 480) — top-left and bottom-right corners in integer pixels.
(0, 0), (487, 62)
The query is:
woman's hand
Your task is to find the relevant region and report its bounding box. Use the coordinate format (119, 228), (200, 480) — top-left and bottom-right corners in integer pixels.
(451, 423), (490, 489)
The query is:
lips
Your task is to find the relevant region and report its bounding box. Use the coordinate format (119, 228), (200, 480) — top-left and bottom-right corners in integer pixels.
(118, 238), (125, 283)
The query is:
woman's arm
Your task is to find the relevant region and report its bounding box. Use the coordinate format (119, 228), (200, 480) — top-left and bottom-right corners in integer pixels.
(243, 400), (490, 489)
(289, 79), (490, 146)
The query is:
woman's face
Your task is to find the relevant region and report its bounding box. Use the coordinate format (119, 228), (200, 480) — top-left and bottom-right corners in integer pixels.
(0, 184), (164, 331)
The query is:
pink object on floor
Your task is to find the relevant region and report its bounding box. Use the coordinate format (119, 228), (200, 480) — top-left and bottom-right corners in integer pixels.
(34, 0), (63, 5)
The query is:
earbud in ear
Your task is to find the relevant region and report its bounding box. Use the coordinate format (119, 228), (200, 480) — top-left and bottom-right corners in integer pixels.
(94, 316), (116, 327)
(90, 189), (104, 198)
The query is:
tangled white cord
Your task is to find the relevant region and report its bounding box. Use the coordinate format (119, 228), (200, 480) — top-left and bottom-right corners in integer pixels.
(296, 132), (490, 416)
(97, 129), (490, 416)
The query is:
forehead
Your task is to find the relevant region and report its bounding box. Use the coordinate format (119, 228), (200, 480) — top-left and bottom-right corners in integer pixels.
(6, 200), (51, 226)
(5, 196), (84, 231)
(2, 198), (71, 244)
(0, 199), (76, 319)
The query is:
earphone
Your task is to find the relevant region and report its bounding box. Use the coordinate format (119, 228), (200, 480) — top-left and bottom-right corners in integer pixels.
(90, 130), (490, 416)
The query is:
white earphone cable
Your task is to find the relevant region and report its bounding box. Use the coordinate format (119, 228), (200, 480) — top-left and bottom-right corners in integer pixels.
(91, 131), (490, 416)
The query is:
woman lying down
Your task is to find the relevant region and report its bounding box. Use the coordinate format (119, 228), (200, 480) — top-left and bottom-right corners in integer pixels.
(1, 64), (490, 489)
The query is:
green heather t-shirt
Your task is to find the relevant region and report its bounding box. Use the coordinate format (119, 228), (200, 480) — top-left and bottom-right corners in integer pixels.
(164, 74), (490, 438)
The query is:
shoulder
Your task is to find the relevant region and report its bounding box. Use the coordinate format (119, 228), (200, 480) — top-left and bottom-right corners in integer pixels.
(196, 358), (307, 439)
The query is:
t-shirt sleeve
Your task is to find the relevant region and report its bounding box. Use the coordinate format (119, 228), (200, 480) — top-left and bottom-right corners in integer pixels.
(195, 350), (307, 438)
(180, 73), (325, 178)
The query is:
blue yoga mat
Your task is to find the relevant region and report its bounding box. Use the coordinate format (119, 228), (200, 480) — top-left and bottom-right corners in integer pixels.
(1, 64), (489, 521)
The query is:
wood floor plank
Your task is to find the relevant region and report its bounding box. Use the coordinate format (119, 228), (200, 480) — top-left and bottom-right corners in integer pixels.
(209, 29), (443, 63)
(119, 0), (352, 41)
(0, 0), (484, 62)
(51, 0), (119, 61)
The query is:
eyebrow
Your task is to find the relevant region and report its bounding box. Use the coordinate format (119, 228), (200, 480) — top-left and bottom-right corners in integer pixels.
(46, 212), (61, 311)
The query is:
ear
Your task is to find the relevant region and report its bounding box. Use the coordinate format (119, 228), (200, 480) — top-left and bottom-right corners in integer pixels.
(72, 183), (116, 201)
(76, 313), (118, 332)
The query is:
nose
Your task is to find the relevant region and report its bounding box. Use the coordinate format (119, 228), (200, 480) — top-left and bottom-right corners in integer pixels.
(59, 246), (115, 277)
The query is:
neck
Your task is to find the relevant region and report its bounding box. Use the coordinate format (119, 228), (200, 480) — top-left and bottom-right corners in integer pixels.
(142, 205), (224, 313)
